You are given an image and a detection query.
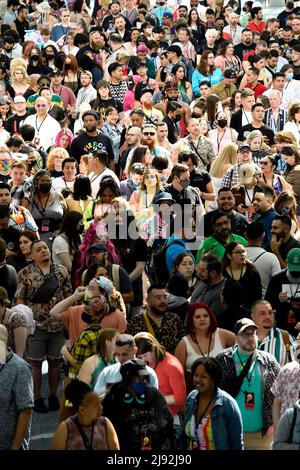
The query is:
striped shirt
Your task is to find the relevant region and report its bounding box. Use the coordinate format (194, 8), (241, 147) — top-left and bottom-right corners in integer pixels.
(258, 327), (294, 367)
(185, 414), (216, 450)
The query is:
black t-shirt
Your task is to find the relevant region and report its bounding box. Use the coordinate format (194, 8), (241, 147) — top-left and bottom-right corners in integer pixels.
(202, 209), (248, 238)
(90, 97), (123, 119)
(266, 236), (300, 261)
(69, 131), (114, 163)
(4, 113), (29, 135)
(238, 123), (275, 146)
(234, 42), (255, 61)
(0, 227), (20, 253)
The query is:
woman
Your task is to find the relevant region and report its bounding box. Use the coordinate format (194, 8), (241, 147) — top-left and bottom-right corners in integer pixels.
(51, 379), (120, 450)
(101, 359), (175, 450)
(223, 242), (262, 309)
(43, 44), (57, 71)
(209, 143), (238, 208)
(173, 252), (197, 298)
(135, 332), (186, 420)
(78, 328), (119, 388)
(52, 211), (83, 274)
(275, 190), (300, 235)
(258, 155), (290, 196)
(62, 54), (80, 94)
(209, 111), (238, 154)
(229, 90), (242, 115)
(90, 79), (123, 121)
(192, 51), (223, 98)
(129, 168), (162, 229)
(24, 169), (65, 246)
(176, 357), (243, 450)
(245, 129), (270, 164)
(27, 45), (52, 75)
(65, 174), (93, 214)
(79, 155), (90, 176)
(187, 8), (205, 47)
(47, 147), (69, 178)
(54, 129), (74, 152)
(281, 64), (300, 106)
(10, 65), (29, 97)
(101, 107), (122, 165)
(125, 146), (152, 177)
(0, 97), (12, 124)
(155, 52), (170, 90)
(7, 230), (38, 273)
(62, 32), (79, 56)
(0, 287), (35, 358)
(281, 144), (300, 216)
(172, 63), (193, 101)
(206, 94), (220, 129)
(83, 176), (121, 230)
(214, 41), (242, 76)
(283, 102), (300, 145)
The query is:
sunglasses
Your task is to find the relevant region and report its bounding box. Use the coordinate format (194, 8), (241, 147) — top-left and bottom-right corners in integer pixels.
(36, 104), (47, 108)
(260, 161), (270, 165)
(143, 132), (155, 136)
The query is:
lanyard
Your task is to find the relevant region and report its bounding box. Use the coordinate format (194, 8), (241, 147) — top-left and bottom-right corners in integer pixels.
(244, 186), (254, 204)
(195, 394), (215, 428)
(236, 351), (256, 386)
(242, 109), (251, 124)
(90, 169), (104, 183)
(73, 416), (95, 451)
(216, 130), (226, 151)
(193, 333), (212, 357)
(35, 115), (47, 134)
(229, 264), (245, 281)
(34, 193), (50, 217)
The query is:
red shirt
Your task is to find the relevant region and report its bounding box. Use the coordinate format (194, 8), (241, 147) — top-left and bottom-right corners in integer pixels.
(245, 82), (268, 99)
(246, 21), (266, 33)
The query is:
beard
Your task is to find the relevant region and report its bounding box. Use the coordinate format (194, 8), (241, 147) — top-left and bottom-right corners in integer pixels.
(150, 305), (166, 316)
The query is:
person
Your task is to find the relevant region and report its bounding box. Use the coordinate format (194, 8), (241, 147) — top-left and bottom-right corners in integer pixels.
(275, 190), (299, 236)
(77, 328), (119, 389)
(238, 103), (275, 147)
(51, 379), (120, 450)
(129, 168), (162, 229)
(216, 318), (281, 450)
(119, 162), (144, 201)
(192, 51), (222, 98)
(252, 185), (278, 248)
(272, 398), (300, 450)
(127, 285), (185, 355)
(52, 211), (83, 274)
(0, 238), (18, 300)
(173, 252), (197, 298)
(254, 292), (295, 366)
(281, 144), (300, 216)
(175, 302), (236, 391)
(258, 154), (290, 196)
(87, 153), (120, 200)
(162, 100), (183, 144)
(230, 88), (255, 135)
(283, 103), (300, 145)
(46, 147), (69, 178)
(0, 324), (34, 451)
(268, 215), (300, 268)
(135, 332), (186, 421)
(176, 356), (243, 450)
(65, 174), (93, 214)
(101, 359), (175, 451)
(209, 110), (238, 155)
(182, 118), (216, 172)
(7, 229), (38, 273)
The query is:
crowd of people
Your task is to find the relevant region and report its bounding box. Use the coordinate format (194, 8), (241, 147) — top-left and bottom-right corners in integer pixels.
(1, 0), (300, 453)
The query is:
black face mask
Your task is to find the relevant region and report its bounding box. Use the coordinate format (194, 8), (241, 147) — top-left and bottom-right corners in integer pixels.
(77, 224), (84, 234)
(81, 312), (94, 323)
(4, 47), (13, 53)
(173, 113), (181, 122)
(46, 54), (55, 60)
(31, 55), (39, 61)
(38, 182), (52, 194)
(217, 119), (227, 128)
(151, 51), (158, 58)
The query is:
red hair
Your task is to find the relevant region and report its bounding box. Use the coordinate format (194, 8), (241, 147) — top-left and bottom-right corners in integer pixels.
(187, 302), (218, 339)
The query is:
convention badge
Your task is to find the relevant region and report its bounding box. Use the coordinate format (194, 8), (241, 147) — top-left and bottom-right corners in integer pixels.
(41, 218), (50, 232)
(141, 435), (152, 451)
(7, 242), (15, 251)
(34, 136), (40, 147)
(244, 391), (255, 409)
(191, 439), (199, 450)
(0, 158), (12, 176)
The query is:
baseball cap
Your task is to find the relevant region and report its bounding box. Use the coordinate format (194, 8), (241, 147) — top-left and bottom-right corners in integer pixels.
(153, 192), (174, 204)
(165, 81), (178, 91)
(13, 96), (26, 104)
(88, 276), (113, 295)
(137, 45), (148, 53)
(239, 163), (256, 185)
(120, 359), (149, 379)
(136, 61), (147, 68)
(163, 11), (173, 19)
(224, 69), (237, 79)
(50, 69), (63, 77)
(140, 87), (154, 97)
(237, 143), (251, 152)
(87, 243), (107, 253)
(234, 318), (258, 335)
(287, 248), (300, 273)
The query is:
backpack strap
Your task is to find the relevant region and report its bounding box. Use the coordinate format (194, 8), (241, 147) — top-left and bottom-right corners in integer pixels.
(281, 329), (292, 358)
(143, 311), (156, 337)
(252, 251), (266, 263)
(287, 406), (298, 444)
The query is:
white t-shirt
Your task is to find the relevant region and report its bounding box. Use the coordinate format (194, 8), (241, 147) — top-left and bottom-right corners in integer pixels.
(52, 177), (75, 194)
(246, 246), (281, 297)
(52, 234), (71, 267)
(23, 114), (61, 151)
(89, 169), (120, 198)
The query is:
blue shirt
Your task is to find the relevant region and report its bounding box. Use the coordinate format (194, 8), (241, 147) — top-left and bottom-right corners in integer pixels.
(252, 208), (278, 248)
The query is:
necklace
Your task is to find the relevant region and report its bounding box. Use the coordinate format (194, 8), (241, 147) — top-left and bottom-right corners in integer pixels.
(193, 333), (212, 357)
(195, 394), (215, 427)
(229, 263), (245, 281)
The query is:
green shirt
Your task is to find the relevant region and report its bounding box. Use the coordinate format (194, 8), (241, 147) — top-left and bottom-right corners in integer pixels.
(196, 234), (247, 263)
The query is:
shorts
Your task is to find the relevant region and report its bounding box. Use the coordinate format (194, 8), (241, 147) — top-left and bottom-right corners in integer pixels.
(27, 328), (65, 361)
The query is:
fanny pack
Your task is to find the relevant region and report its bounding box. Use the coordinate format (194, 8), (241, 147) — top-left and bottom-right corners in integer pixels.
(31, 270), (59, 303)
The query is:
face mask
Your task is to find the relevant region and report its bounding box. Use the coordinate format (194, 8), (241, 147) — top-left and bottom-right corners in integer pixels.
(4, 47), (12, 53)
(46, 53), (55, 59)
(217, 119), (227, 128)
(191, 113), (202, 119)
(151, 51), (158, 58)
(281, 206), (291, 214)
(131, 181), (140, 189)
(180, 178), (190, 189)
(287, 2), (294, 9)
(173, 114), (181, 122)
(38, 182), (52, 193)
(77, 224), (84, 234)
(81, 311), (94, 323)
(31, 55), (39, 61)
(286, 72), (294, 81)
(130, 381), (147, 394)
(159, 1), (165, 5)
(165, 35), (170, 41)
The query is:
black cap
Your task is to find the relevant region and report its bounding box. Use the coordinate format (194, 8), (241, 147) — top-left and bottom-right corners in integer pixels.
(140, 87), (154, 97)
(224, 69), (237, 79)
(120, 359), (149, 379)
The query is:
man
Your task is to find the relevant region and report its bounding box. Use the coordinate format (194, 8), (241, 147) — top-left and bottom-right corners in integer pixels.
(119, 126), (141, 178)
(196, 211), (247, 262)
(291, 44), (300, 80)
(16, 240), (72, 413)
(0, 181), (38, 234)
(107, 62), (128, 105)
(69, 110), (114, 166)
(264, 90), (288, 134)
(123, 0), (138, 26)
(11, 4), (29, 42)
(246, 222), (281, 297)
(252, 186), (277, 248)
(3, 0), (20, 26)
(50, 7), (70, 43)
(4, 96), (29, 135)
(244, 67), (267, 100)
(140, 191), (174, 250)
(230, 89), (255, 135)
(27, 75), (63, 110)
(88, 150), (120, 198)
(8, 161), (28, 206)
(127, 285), (184, 354)
(267, 214), (300, 268)
(223, 11), (243, 45)
(114, 15), (131, 42)
(0, 204), (20, 256)
(94, 334), (158, 396)
(0, 325), (34, 450)
(238, 103), (275, 147)
(173, 26), (196, 64)
(153, 0), (173, 25)
(251, 300), (294, 367)
(207, 69), (237, 107)
(50, 69), (76, 112)
(102, 0), (131, 31)
(216, 318), (280, 450)
(105, 33), (128, 70)
(75, 70), (97, 113)
(183, 118), (215, 172)
(202, 187), (248, 238)
(191, 254), (226, 317)
(246, 6), (266, 33)
(120, 162), (144, 200)
(23, 96), (61, 151)
(162, 101), (182, 144)
(140, 88), (163, 125)
(136, 45), (156, 79)
(234, 28), (255, 61)
(167, 44), (193, 82)
(52, 157), (77, 193)
(0, 238), (17, 300)
(265, 248), (300, 334)
(156, 122), (172, 153)
(231, 163), (264, 221)
(271, 334), (300, 432)
(264, 50), (280, 81)
(222, 143), (257, 188)
(262, 73), (296, 111)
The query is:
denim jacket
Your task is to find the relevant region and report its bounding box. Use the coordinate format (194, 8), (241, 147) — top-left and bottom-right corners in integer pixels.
(176, 388), (244, 450)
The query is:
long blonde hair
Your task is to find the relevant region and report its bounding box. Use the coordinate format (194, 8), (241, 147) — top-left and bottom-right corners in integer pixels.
(210, 142), (238, 178)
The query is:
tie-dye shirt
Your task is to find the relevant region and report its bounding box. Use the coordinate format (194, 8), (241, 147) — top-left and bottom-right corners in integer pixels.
(185, 413), (216, 450)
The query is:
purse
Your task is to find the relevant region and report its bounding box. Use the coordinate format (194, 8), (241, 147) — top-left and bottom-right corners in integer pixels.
(30, 269), (59, 303)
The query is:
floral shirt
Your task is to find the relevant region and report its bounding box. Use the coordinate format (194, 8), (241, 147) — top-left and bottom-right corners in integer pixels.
(271, 361), (300, 416)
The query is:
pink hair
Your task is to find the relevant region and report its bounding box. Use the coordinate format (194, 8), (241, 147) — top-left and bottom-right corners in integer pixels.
(54, 128), (74, 147)
(80, 221), (120, 267)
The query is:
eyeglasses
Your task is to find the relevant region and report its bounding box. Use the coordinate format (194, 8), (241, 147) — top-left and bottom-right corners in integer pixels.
(54, 156), (64, 160)
(142, 132), (156, 136)
(260, 161), (269, 165)
(36, 104), (47, 108)
(232, 249), (247, 255)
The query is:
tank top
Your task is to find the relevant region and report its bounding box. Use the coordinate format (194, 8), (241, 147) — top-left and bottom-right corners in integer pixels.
(183, 328), (224, 372)
(65, 416), (109, 450)
(90, 357), (115, 389)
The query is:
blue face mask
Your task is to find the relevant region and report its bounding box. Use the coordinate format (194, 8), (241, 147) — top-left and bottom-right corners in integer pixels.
(286, 72), (294, 81)
(130, 381), (147, 395)
(131, 181), (140, 189)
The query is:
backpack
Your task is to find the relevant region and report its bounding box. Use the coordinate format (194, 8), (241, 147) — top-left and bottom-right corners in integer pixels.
(148, 239), (186, 286)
